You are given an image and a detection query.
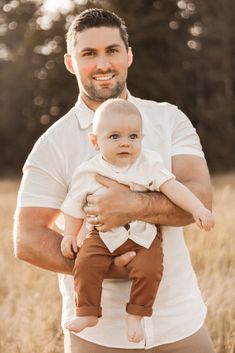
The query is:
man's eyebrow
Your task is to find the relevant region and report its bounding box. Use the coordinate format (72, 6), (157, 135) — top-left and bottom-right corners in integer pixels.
(80, 44), (121, 53)
(106, 44), (121, 49)
(80, 47), (96, 53)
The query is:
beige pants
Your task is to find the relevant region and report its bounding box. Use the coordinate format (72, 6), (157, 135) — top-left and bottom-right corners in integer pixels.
(64, 325), (215, 353)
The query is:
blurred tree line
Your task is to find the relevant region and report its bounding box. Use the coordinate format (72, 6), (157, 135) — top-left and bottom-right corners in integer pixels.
(0, 0), (234, 175)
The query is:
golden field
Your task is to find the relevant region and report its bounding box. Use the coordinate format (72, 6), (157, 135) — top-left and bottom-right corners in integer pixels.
(0, 175), (234, 353)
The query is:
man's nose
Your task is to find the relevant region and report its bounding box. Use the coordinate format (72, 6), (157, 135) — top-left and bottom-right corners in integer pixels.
(96, 55), (111, 71)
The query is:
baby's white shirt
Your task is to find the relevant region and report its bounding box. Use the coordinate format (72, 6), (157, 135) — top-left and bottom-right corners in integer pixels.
(61, 151), (175, 252)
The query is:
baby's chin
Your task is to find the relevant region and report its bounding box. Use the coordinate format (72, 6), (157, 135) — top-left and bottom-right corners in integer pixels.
(111, 154), (138, 168)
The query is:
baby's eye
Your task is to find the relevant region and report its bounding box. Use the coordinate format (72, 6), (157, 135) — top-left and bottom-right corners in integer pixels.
(110, 134), (119, 140)
(129, 134), (138, 139)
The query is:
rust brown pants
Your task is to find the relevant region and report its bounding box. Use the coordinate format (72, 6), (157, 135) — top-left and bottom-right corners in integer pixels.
(72, 230), (163, 317)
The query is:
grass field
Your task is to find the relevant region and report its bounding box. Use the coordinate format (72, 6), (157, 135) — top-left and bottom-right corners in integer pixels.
(0, 175), (234, 353)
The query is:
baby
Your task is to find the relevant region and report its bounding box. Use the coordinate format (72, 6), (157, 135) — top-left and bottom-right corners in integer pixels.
(61, 98), (214, 343)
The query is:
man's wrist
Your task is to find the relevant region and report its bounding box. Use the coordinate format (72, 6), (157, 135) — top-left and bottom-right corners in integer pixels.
(130, 191), (155, 221)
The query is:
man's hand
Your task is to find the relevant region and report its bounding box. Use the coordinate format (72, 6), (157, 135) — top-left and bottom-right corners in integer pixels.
(105, 251), (136, 279)
(84, 174), (139, 231)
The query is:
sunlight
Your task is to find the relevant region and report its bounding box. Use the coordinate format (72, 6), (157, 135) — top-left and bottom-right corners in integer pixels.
(43, 0), (73, 13)
(43, 0), (88, 13)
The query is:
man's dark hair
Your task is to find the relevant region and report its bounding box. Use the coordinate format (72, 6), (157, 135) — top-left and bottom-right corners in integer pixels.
(66, 8), (129, 53)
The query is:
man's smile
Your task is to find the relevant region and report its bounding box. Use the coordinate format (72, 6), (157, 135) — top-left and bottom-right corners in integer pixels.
(93, 74), (115, 81)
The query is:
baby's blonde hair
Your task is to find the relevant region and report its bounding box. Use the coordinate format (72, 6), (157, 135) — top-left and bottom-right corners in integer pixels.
(92, 98), (142, 134)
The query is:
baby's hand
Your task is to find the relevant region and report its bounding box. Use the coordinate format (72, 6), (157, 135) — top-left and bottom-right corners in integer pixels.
(61, 235), (78, 259)
(193, 207), (215, 231)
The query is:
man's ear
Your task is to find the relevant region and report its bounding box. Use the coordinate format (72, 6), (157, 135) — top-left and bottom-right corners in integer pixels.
(127, 47), (133, 68)
(89, 133), (100, 150)
(64, 53), (75, 74)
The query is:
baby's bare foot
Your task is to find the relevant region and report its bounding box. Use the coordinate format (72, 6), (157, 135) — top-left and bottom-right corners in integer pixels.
(64, 316), (98, 333)
(127, 314), (144, 343)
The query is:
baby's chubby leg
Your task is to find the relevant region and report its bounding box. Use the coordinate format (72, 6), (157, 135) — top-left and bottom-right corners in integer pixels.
(125, 235), (164, 343)
(65, 230), (113, 333)
(126, 314), (144, 343)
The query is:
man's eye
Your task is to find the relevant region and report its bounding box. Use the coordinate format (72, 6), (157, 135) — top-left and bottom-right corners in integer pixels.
(130, 134), (138, 139)
(83, 51), (95, 57)
(110, 134), (119, 139)
(107, 48), (118, 54)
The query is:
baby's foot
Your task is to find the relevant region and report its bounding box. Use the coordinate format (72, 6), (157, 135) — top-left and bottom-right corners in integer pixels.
(64, 316), (98, 333)
(127, 314), (144, 343)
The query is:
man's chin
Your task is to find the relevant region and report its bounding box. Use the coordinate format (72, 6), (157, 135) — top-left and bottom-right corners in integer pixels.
(94, 90), (120, 101)
(87, 85), (125, 102)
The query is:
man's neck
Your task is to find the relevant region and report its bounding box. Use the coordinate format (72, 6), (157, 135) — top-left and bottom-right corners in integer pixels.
(80, 89), (128, 111)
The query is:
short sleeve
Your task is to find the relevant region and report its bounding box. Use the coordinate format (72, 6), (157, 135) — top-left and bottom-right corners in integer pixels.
(61, 166), (99, 219)
(171, 109), (204, 158)
(17, 134), (67, 209)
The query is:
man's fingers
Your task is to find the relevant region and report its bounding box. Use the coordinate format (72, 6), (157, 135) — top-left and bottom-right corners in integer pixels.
(114, 251), (136, 268)
(95, 174), (119, 188)
(84, 203), (97, 214)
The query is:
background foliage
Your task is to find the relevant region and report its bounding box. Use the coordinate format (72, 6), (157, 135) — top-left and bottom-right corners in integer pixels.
(1, 0), (234, 174)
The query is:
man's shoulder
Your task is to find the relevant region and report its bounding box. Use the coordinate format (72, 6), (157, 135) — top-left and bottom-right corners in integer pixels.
(44, 106), (77, 138)
(27, 106), (78, 161)
(32, 106), (78, 151)
(130, 95), (178, 114)
(129, 95), (179, 128)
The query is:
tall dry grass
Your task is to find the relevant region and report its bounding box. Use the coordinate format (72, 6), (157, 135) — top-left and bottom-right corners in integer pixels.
(0, 175), (234, 353)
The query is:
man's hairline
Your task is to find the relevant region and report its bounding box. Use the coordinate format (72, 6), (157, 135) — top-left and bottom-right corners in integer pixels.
(67, 25), (129, 55)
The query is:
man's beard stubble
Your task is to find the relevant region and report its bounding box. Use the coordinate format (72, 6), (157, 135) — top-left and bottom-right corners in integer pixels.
(83, 80), (126, 103)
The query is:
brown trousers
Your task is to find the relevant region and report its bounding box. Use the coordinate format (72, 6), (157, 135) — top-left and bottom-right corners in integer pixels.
(64, 325), (215, 353)
(73, 230), (163, 317)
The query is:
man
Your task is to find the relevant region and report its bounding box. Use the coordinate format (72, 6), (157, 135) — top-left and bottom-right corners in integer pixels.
(14, 8), (215, 353)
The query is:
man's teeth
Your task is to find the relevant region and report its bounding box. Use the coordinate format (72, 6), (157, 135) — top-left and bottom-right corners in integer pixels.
(94, 76), (113, 81)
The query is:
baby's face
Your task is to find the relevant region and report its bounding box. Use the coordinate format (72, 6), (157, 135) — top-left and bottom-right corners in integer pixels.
(95, 111), (143, 168)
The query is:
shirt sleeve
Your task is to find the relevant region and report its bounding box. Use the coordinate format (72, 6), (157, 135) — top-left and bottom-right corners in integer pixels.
(60, 170), (87, 219)
(148, 163), (176, 191)
(61, 167), (98, 219)
(171, 109), (204, 158)
(17, 134), (67, 209)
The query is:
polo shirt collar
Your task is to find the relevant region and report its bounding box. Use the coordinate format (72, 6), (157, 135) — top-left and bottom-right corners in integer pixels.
(74, 91), (133, 129)
(74, 95), (94, 129)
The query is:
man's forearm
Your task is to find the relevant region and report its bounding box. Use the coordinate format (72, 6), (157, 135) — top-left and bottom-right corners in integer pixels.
(133, 181), (212, 226)
(14, 226), (74, 274)
(134, 190), (192, 226)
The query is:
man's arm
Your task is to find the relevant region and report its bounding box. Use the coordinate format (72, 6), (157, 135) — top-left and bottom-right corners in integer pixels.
(85, 155), (213, 231)
(13, 207), (74, 274)
(13, 206), (135, 276)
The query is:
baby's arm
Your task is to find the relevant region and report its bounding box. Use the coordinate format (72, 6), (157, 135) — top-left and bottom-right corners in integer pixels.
(160, 179), (215, 231)
(61, 214), (83, 259)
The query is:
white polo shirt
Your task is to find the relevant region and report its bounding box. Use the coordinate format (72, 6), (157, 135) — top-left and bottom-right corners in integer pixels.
(17, 92), (207, 349)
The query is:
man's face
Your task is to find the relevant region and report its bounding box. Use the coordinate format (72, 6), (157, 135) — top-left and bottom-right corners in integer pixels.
(65, 27), (133, 109)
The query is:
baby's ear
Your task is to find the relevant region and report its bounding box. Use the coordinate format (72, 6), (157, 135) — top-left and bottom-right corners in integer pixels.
(89, 133), (100, 150)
